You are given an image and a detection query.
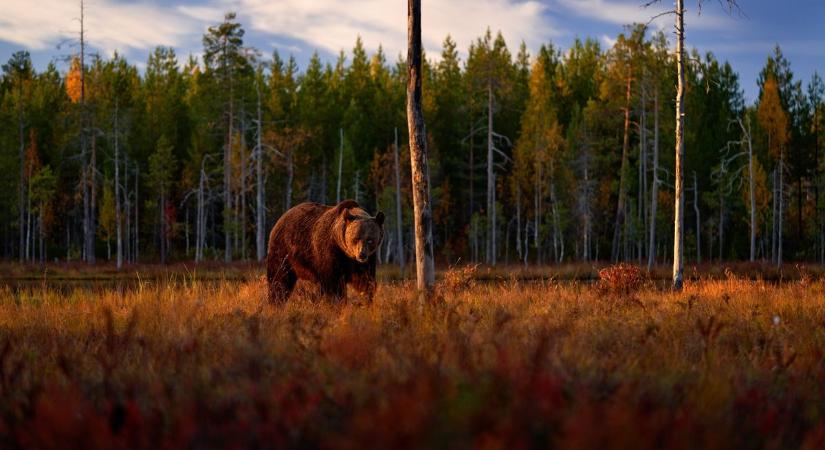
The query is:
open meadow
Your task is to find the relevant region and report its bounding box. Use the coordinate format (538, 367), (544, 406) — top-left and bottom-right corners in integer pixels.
(1, 263), (825, 449)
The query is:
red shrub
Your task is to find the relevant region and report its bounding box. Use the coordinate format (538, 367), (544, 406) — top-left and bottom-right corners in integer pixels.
(597, 263), (646, 296)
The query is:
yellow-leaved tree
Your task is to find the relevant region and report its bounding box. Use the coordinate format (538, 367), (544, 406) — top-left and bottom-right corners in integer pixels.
(757, 76), (789, 265)
(66, 56), (83, 104)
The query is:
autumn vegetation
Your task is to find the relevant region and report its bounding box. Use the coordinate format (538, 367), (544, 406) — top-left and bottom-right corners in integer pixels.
(1, 266), (825, 448)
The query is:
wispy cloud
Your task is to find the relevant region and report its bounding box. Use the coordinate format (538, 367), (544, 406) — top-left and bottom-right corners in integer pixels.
(0, 0), (749, 71)
(601, 34), (617, 48)
(0, 0), (199, 57)
(555, 0), (736, 31)
(221, 0), (558, 60)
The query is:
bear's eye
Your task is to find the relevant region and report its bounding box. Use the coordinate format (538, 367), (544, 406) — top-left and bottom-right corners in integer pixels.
(367, 239), (374, 245)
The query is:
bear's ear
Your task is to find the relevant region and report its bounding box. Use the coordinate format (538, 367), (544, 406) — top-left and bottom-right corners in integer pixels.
(374, 211), (385, 226)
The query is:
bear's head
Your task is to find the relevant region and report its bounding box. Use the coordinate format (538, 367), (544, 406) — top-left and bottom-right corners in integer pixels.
(340, 207), (385, 263)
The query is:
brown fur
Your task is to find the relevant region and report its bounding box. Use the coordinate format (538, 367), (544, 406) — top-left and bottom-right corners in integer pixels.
(266, 200), (385, 303)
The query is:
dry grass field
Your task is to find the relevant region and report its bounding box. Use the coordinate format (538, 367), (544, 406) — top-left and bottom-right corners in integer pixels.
(1, 264), (825, 449)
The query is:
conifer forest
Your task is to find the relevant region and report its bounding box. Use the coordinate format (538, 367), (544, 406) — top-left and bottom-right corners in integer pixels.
(4, 10), (823, 269)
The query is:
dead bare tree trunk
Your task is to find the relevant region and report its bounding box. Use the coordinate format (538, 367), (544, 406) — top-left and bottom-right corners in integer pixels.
(114, 101), (122, 270)
(693, 171), (700, 263)
(535, 163), (542, 265)
(612, 71), (633, 262)
(197, 156), (208, 262)
(647, 88), (659, 272)
(17, 67), (25, 262)
(160, 183), (167, 264)
(516, 186), (522, 263)
(285, 148), (294, 210)
(124, 153), (130, 262)
(771, 166), (776, 263)
(393, 127), (404, 270)
(336, 128), (343, 203)
(550, 174), (563, 262)
(582, 157), (592, 262)
(469, 123), (476, 263)
(407, 0), (434, 296)
(354, 170), (361, 203)
(240, 111), (248, 260)
(487, 81), (495, 265)
(255, 78), (265, 261)
(90, 123), (98, 263)
(77, 0), (96, 264)
(223, 37), (234, 263)
(742, 117), (756, 261)
(672, 0), (686, 290)
(134, 165), (139, 263)
(718, 189), (724, 260)
(640, 83), (648, 261)
(25, 173), (32, 261)
(816, 101), (822, 263)
(778, 151), (784, 266)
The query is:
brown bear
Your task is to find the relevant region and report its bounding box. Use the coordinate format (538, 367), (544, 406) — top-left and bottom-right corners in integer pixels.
(266, 199), (384, 303)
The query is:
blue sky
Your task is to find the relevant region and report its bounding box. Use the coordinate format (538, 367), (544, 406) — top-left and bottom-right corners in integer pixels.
(1, 0), (823, 102)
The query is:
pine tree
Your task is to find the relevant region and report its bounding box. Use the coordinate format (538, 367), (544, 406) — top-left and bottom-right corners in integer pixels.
(148, 135), (177, 263)
(203, 12), (250, 262)
(2, 51), (33, 261)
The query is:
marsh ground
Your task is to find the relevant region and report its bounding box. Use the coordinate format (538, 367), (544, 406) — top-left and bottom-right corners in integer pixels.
(1, 263), (825, 449)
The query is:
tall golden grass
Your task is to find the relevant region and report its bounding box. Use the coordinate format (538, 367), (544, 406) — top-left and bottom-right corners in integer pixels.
(1, 266), (825, 449)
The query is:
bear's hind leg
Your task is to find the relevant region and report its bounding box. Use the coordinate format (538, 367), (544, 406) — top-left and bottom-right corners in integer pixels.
(267, 256), (297, 304)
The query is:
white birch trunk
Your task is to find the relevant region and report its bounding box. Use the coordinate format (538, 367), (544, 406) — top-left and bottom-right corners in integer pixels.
(693, 171), (700, 263)
(285, 148), (293, 210)
(612, 71), (633, 262)
(672, 0), (686, 290)
(255, 80), (266, 261)
(778, 152), (784, 266)
(487, 81), (495, 265)
(516, 186), (522, 263)
(551, 176), (563, 263)
(114, 101), (122, 270)
(223, 33), (234, 263)
(17, 73), (25, 262)
(336, 128), (343, 203)
(641, 84), (648, 261)
(134, 165), (139, 263)
(393, 127), (404, 270)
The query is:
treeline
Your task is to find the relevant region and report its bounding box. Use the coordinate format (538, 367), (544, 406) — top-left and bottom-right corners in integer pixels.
(1, 13), (823, 266)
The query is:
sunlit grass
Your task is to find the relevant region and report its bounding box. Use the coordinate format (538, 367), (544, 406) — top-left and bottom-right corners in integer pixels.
(1, 268), (825, 448)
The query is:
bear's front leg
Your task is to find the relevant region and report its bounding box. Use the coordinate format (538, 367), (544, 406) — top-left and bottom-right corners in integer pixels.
(320, 279), (347, 303)
(349, 271), (377, 303)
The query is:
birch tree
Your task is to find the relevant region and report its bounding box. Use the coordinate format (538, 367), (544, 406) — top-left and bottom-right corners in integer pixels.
(466, 30), (514, 265)
(254, 65), (266, 261)
(393, 127), (404, 270)
(810, 73), (825, 262)
(648, 90), (661, 271)
(645, 0), (740, 290)
(716, 116), (757, 261)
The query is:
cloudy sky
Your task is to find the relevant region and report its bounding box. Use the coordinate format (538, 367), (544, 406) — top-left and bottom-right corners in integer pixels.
(1, 0), (823, 102)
